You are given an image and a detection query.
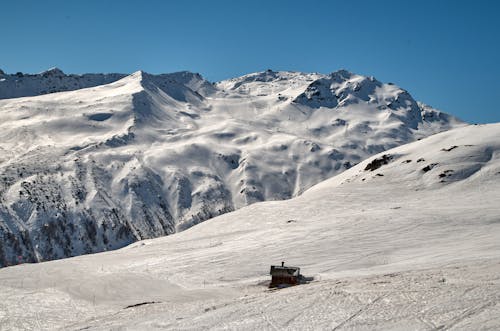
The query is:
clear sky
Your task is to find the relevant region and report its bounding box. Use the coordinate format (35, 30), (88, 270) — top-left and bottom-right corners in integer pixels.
(1, 0), (499, 123)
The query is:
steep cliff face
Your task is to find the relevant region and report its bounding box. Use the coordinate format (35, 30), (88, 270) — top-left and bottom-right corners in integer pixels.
(0, 69), (465, 267)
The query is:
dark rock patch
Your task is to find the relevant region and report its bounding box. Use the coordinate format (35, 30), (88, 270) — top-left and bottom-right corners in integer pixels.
(441, 145), (458, 152)
(422, 163), (438, 172)
(364, 154), (393, 172)
(438, 170), (454, 178)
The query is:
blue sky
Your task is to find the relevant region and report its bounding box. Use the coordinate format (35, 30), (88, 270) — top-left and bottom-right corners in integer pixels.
(1, 0), (499, 123)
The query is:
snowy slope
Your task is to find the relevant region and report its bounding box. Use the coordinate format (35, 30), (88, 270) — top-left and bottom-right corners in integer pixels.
(0, 69), (465, 267)
(0, 123), (498, 330)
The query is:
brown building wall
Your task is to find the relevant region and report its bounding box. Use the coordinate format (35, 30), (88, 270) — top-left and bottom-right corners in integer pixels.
(270, 275), (298, 287)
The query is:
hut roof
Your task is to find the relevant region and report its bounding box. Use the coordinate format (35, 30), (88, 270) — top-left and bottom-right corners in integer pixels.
(270, 265), (300, 276)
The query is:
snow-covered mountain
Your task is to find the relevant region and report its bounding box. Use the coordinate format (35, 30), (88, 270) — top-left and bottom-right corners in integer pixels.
(0, 67), (127, 99)
(0, 69), (465, 267)
(0, 123), (498, 330)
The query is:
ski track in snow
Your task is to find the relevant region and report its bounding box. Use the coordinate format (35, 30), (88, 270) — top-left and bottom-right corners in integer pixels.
(0, 123), (499, 329)
(1, 261), (499, 330)
(1, 69), (499, 330)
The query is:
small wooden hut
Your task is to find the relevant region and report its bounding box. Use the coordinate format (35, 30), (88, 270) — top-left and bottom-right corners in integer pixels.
(269, 261), (301, 288)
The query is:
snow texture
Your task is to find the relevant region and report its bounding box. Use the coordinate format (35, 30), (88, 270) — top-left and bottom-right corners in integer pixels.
(0, 123), (499, 330)
(0, 69), (465, 267)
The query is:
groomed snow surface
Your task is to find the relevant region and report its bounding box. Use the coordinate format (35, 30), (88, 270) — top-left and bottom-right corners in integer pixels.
(1, 123), (499, 330)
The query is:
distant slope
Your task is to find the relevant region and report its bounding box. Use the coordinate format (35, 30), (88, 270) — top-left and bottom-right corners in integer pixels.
(0, 68), (215, 100)
(0, 123), (498, 330)
(307, 123), (500, 192)
(0, 68), (127, 99)
(0, 69), (465, 266)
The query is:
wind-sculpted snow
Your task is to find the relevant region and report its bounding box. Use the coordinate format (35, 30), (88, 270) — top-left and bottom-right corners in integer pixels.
(0, 124), (498, 330)
(0, 69), (465, 266)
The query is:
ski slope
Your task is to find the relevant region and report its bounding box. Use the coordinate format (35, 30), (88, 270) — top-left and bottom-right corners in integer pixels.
(0, 123), (499, 330)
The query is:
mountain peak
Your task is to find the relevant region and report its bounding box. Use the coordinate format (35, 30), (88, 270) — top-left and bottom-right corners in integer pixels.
(217, 70), (321, 92)
(330, 69), (354, 80)
(130, 70), (147, 79)
(40, 67), (65, 76)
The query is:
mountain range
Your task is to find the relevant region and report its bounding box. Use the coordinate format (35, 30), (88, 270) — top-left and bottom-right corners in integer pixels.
(0, 68), (465, 267)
